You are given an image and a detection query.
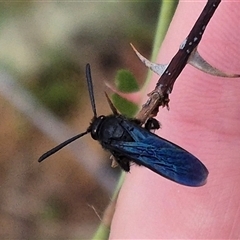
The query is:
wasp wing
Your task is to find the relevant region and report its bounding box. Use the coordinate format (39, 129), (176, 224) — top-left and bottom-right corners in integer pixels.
(110, 120), (208, 186)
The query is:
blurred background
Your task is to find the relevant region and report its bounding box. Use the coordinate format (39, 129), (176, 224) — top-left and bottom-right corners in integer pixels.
(0, 1), (161, 239)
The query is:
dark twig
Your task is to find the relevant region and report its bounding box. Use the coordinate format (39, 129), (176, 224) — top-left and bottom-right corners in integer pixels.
(137, 0), (221, 123)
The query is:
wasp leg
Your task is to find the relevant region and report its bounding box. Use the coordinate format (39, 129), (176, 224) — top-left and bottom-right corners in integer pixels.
(145, 118), (161, 131)
(111, 153), (131, 172)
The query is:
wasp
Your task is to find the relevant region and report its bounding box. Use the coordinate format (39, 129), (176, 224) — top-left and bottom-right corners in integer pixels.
(38, 64), (208, 187)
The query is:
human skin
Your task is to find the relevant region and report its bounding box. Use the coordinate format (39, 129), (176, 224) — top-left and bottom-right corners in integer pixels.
(110, 1), (240, 239)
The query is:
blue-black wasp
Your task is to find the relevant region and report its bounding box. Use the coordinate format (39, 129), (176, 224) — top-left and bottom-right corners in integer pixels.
(38, 64), (208, 187)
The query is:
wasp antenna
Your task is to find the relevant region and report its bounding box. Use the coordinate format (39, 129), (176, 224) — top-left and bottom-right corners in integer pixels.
(104, 92), (119, 115)
(38, 130), (89, 162)
(86, 64), (97, 118)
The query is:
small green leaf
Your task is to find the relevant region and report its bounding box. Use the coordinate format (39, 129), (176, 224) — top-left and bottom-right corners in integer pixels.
(112, 94), (139, 118)
(112, 69), (139, 118)
(114, 70), (139, 92)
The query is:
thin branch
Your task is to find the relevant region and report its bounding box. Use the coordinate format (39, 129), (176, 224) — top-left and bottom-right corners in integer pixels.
(137, 0), (222, 123)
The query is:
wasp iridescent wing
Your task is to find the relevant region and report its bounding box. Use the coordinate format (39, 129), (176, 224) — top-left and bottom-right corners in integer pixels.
(109, 120), (208, 186)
